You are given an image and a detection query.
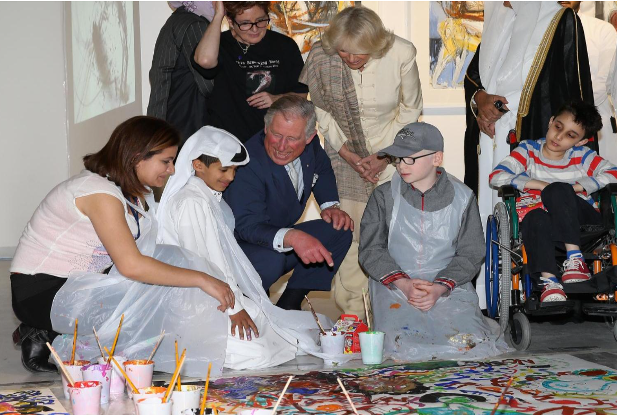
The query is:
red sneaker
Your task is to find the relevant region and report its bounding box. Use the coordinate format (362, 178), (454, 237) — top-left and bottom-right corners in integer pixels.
(540, 281), (567, 302)
(561, 256), (592, 283)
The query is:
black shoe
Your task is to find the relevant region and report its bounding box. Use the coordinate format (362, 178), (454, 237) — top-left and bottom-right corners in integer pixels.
(276, 288), (311, 310)
(13, 324), (58, 373)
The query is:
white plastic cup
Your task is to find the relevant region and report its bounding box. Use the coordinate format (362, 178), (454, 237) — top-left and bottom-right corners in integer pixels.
(359, 331), (385, 365)
(97, 355), (127, 397)
(171, 385), (202, 415)
(81, 363), (112, 404)
(137, 396), (173, 415)
(132, 386), (167, 414)
(124, 359), (154, 398)
(69, 380), (102, 415)
(320, 332), (345, 366)
(61, 360), (89, 399)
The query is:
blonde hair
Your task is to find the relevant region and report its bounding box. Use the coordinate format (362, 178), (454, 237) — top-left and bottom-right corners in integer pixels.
(322, 6), (395, 59)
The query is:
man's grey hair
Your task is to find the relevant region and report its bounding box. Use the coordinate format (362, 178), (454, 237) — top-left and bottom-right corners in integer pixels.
(264, 95), (317, 139)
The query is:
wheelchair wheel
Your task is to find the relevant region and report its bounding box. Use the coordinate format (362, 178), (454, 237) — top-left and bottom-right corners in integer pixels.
(494, 202), (512, 332)
(506, 312), (532, 351)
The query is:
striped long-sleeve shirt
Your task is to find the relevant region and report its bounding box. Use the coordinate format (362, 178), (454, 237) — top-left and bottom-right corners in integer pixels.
(489, 139), (617, 205)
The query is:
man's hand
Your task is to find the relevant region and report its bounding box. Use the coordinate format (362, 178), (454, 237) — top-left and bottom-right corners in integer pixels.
(407, 283), (448, 312)
(284, 229), (334, 267)
(229, 309), (259, 341)
(476, 90), (509, 124)
(477, 119), (496, 138)
(247, 92), (279, 109)
(393, 278), (430, 300)
(321, 207), (354, 231)
(357, 154), (389, 184)
(199, 274), (235, 312)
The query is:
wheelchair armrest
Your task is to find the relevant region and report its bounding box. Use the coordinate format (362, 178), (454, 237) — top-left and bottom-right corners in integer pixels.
(498, 185), (519, 199)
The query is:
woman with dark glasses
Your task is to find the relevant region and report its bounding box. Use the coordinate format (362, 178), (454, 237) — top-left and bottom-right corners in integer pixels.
(193, 1), (308, 143)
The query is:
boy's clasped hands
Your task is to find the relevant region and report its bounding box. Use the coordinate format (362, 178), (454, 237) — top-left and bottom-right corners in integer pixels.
(393, 278), (448, 312)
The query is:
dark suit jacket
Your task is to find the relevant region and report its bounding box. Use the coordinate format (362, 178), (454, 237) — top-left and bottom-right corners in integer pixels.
(224, 131), (339, 250)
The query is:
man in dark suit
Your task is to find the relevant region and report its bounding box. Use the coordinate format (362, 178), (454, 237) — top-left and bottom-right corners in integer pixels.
(224, 95), (353, 310)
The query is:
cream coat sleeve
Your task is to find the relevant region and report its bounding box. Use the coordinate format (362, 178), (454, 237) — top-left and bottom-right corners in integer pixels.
(175, 197), (245, 315)
(384, 42), (423, 142)
(315, 106), (349, 152)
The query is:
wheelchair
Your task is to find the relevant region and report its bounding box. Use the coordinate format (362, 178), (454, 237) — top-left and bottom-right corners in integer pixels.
(484, 150), (617, 351)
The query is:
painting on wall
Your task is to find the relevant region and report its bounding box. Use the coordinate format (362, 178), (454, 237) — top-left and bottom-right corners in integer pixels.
(429, 1), (484, 89)
(70, 1), (136, 124)
(269, 1), (356, 59)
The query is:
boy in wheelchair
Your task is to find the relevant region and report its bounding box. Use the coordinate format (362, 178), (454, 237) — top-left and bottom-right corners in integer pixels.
(490, 100), (616, 303)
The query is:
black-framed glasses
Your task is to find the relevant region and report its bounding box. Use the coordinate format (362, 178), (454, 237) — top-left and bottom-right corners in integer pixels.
(233, 17), (270, 31)
(390, 151), (437, 166)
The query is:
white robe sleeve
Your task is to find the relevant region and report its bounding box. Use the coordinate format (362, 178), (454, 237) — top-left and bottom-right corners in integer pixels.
(175, 197), (245, 315)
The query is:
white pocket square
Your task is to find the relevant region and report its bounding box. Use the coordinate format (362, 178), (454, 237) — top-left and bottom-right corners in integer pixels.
(312, 174), (319, 187)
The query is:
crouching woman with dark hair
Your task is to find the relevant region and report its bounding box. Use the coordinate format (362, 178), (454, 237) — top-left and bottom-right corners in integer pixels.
(10, 116), (234, 373)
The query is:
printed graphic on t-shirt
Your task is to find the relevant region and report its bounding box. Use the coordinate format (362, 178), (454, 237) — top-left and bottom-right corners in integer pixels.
(247, 70), (274, 95)
(236, 58), (280, 96)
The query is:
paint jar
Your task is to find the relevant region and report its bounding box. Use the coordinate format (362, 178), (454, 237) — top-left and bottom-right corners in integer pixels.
(124, 359), (154, 398)
(97, 355), (127, 397)
(69, 380), (102, 415)
(61, 360), (90, 399)
(171, 385), (202, 415)
(320, 332), (345, 366)
(132, 386), (167, 414)
(359, 331), (385, 365)
(136, 396), (173, 415)
(81, 363), (112, 404)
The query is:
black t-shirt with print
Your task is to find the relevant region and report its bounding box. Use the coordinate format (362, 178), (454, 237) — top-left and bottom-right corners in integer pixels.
(193, 30), (308, 142)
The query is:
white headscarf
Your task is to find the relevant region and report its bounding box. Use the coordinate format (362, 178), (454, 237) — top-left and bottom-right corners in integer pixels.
(156, 126), (249, 229)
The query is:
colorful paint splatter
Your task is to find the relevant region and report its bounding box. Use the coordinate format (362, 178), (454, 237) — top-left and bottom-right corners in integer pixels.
(206, 354), (616, 414)
(0, 388), (68, 415)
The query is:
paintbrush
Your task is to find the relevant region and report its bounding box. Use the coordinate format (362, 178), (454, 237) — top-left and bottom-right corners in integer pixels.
(199, 362), (212, 415)
(163, 349), (186, 403)
(362, 288), (372, 331)
(272, 375), (293, 414)
(92, 326), (105, 360)
(46, 342), (75, 387)
(107, 313), (124, 364)
(175, 340), (182, 391)
(337, 377), (359, 415)
(147, 330), (166, 361)
(304, 295), (327, 335)
(490, 376), (514, 415)
(104, 347), (139, 394)
(70, 318), (78, 365)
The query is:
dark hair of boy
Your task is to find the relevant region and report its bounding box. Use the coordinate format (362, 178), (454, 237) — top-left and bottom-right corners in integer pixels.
(196, 146), (248, 167)
(553, 100), (603, 139)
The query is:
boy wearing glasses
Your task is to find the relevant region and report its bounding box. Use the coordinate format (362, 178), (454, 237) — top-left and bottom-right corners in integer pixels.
(359, 122), (506, 361)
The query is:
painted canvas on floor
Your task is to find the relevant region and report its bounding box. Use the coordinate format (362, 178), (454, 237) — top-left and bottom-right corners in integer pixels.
(269, 1), (356, 59)
(429, 1), (484, 89)
(205, 354), (616, 414)
(0, 388), (68, 415)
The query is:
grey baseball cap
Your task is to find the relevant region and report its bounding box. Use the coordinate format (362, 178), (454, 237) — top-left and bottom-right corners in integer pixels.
(378, 122), (444, 157)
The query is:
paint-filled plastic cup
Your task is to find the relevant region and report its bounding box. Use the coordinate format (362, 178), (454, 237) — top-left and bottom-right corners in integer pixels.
(238, 409), (275, 415)
(320, 332), (345, 366)
(81, 363), (112, 404)
(97, 356), (127, 396)
(132, 386), (167, 414)
(69, 380), (102, 415)
(61, 360), (90, 399)
(136, 396), (173, 415)
(359, 331), (385, 365)
(171, 385), (202, 415)
(124, 359), (154, 398)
